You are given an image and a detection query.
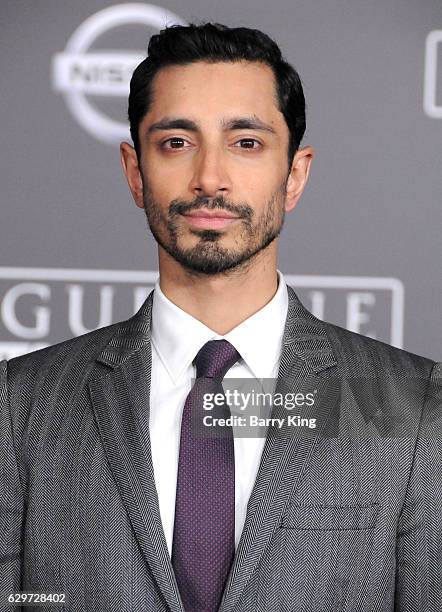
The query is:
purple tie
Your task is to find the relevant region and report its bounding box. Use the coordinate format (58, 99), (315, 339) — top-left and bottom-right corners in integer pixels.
(172, 340), (241, 612)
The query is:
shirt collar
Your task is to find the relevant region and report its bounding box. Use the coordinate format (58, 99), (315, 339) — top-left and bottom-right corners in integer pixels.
(151, 269), (289, 384)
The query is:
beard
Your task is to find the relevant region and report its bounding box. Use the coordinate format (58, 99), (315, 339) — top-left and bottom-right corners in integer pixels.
(141, 180), (287, 276)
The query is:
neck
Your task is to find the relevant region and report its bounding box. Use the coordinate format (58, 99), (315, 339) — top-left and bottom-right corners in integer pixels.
(157, 244), (280, 335)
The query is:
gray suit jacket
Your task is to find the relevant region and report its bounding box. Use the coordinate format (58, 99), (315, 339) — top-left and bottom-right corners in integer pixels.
(1, 284), (441, 612)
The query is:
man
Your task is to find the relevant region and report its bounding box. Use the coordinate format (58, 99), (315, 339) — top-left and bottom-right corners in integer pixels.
(1, 22), (441, 612)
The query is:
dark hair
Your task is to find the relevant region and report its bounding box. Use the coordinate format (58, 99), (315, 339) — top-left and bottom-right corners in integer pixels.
(128, 22), (306, 170)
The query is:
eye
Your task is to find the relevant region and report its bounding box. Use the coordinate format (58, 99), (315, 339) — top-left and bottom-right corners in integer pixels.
(160, 138), (190, 149)
(234, 138), (262, 150)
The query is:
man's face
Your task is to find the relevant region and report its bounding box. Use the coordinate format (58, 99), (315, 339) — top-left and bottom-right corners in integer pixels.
(122, 60), (311, 275)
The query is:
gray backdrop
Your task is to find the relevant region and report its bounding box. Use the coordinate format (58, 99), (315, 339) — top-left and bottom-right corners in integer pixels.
(1, 0), (441, 361)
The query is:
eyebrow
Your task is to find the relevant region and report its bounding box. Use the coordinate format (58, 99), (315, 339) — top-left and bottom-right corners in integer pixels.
(145, 115), (277, 136)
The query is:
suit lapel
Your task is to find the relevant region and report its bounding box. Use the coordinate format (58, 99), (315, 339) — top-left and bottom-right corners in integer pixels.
(219, 285), (340, 612)
(88, 291), (184, 612)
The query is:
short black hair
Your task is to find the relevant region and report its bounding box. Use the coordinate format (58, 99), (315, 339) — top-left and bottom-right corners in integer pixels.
(128, 22), (306, 170)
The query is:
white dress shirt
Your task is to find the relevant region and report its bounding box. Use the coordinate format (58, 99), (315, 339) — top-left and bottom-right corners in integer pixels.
(149, 269), (289, 555)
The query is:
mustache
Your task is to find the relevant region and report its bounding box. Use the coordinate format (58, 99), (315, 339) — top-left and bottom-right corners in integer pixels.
(168, 196), (253, 220)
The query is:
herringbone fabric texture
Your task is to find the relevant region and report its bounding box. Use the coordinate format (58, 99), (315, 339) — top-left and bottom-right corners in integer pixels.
(172, 340), (241, 612)
(0, 284), (441, 612)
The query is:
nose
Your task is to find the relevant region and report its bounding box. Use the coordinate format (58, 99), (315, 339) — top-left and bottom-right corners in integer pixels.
(188, 145), (232, 198)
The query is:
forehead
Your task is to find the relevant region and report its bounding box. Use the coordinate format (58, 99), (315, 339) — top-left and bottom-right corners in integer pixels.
(146, 60), (283, 125)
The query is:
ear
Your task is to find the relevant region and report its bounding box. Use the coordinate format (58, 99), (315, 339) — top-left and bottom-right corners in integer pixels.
(120, 142), (144, 209)
(285, 146), (314, 212)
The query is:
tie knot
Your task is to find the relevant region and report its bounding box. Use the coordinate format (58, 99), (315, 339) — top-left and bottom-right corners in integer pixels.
(193, 339), (241, 380)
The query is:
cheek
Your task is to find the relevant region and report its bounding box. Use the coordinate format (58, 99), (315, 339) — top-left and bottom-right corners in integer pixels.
(237, 178), (284, 208)
(233, 159), (283, 191)
(141, 166), (171, 201)
(144, 160), (190, 200)
(145, 153), (190, 179)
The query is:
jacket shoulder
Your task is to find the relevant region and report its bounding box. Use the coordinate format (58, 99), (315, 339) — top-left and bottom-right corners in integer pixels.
(4, 319), (124, 383)
(322, 320), (435, 377)
(2, 320), (133, 445)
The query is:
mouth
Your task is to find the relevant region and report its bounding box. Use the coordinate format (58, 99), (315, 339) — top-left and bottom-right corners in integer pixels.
(182, 209), (241, 229)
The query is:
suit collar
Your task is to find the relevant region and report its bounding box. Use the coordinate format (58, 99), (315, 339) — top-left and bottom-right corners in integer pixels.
(282, 285), (337, 371)
(94, 290), (154, 369)
(95, 282), (337, 375)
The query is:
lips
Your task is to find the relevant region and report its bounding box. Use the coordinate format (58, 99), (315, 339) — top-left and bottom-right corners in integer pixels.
(183, 209), (240, 219)
(181, 209), (241, 229)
